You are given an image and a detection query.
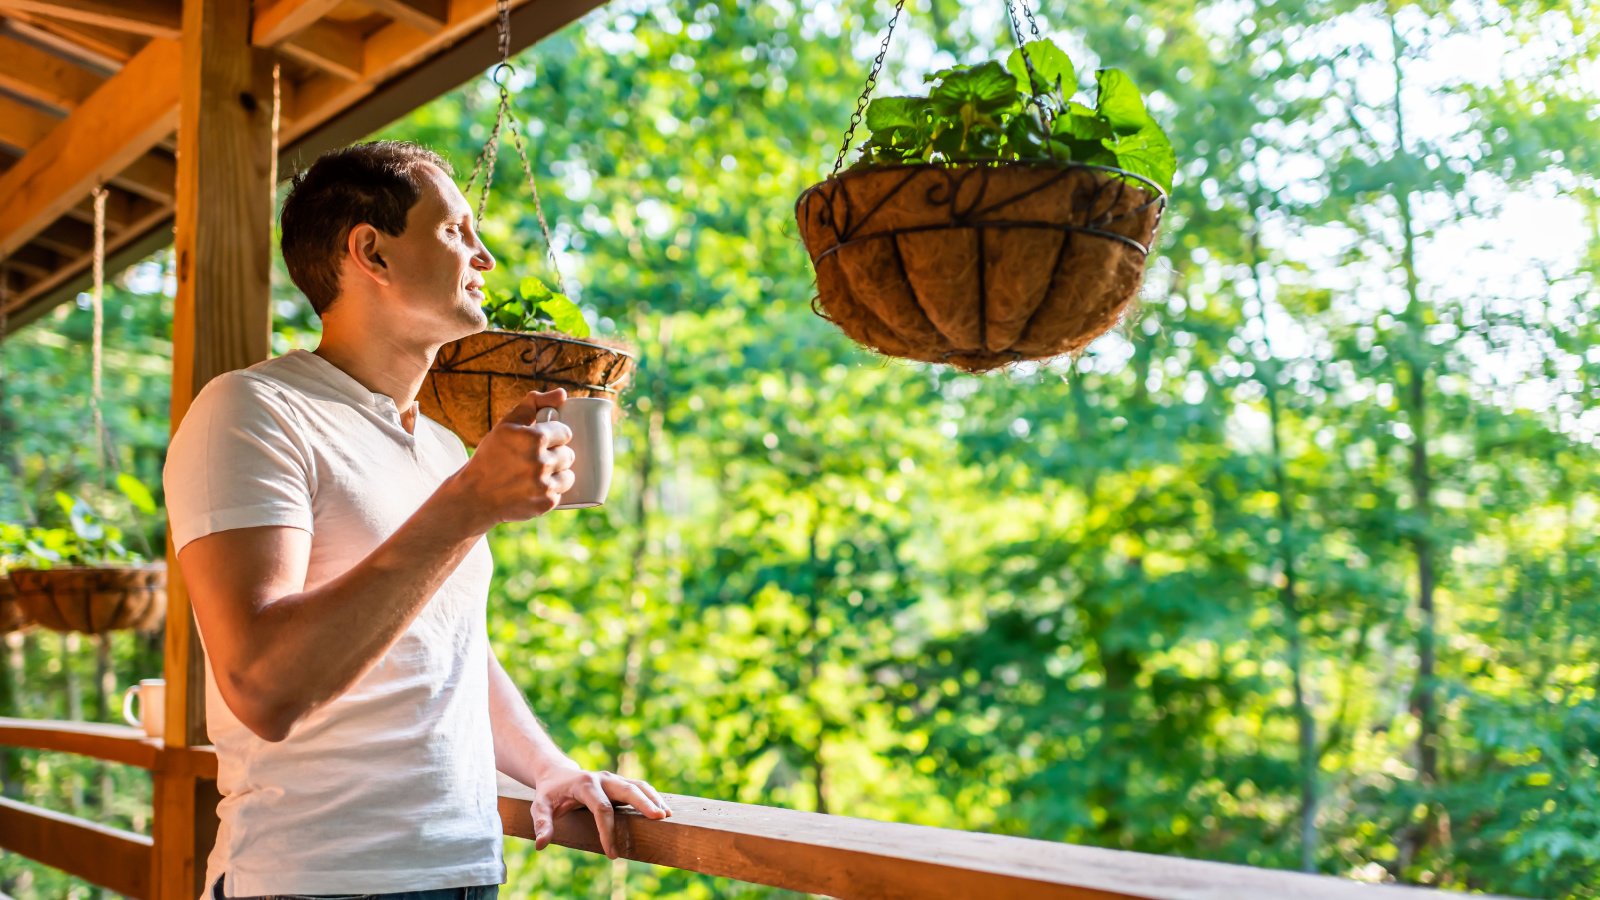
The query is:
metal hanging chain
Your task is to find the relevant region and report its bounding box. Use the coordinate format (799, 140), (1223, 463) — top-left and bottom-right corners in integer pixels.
(830, 0), (908, 178)
(1005, 0), (1055, 131)
(462, 0), (567, 293)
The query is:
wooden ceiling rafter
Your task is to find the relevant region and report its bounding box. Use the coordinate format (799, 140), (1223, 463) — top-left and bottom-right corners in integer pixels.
(0, 35), (179, 259)
(2, 0), (609, 329)
(354, 0), (447, 34)
(0, 93), (60, 151)
(0, 0), (179, 38)
(0, 32), (105, 110)
(1, 10), (145, 67)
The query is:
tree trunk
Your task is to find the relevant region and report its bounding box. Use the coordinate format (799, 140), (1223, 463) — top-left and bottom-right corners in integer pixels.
(1249, 213), (1319, 872)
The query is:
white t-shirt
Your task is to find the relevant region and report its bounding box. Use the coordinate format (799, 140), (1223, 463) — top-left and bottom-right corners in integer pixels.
(163, 350), (503, 897)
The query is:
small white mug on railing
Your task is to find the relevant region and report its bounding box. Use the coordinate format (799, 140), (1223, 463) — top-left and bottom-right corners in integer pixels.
(122, 678), (165, 739)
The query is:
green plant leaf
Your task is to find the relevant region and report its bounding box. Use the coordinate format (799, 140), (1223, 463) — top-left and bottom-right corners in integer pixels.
(1095, 68), (1156, 135)
(116, 473), (157, 515)
(539, 292), (590, 337)
(520, 276), (555, 302)
(1054, 111), (1114, 141)
(930, 61), (1021, 120)
(1103, 124), (1177, 193)
(1007, 40), (1077, 100)
(866, 97), (928, 133)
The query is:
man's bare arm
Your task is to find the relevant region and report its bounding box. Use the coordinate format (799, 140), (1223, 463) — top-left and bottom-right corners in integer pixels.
(177, 390), (575, 742)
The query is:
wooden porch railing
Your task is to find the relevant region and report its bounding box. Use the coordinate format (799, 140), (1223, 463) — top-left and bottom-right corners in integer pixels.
(1, 717), (1475, 899)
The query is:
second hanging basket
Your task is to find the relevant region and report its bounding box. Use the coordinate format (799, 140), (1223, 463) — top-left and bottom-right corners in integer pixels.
(9, 563), (166, 635)
(419, 330), (636, 448)
(797, 161), (1163, 372)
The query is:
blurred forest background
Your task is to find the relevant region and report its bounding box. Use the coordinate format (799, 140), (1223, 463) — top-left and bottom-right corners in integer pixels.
(2, 0), (1597, 896)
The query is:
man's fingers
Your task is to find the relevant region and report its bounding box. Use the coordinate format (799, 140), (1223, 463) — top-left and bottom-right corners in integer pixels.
(530, 796), (555, 851)
(630, 779), (672, 818)
(603, 775), (667, 819)
(582, 777), (619, 858)
(499, 388), (567, 427)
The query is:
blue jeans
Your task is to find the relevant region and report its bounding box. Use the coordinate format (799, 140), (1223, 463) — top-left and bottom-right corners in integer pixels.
(213, 877), (500, 900)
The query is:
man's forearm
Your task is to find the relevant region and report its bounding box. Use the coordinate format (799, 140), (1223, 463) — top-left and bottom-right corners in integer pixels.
(488, 652), (578, 788)
(229, 475), (490, 737)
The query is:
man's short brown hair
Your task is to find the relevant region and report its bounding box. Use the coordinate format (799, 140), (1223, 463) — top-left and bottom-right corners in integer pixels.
(279, 140), (454, 316)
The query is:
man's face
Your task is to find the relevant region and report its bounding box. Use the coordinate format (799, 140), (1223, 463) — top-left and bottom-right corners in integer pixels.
(378, 163), (495, 341)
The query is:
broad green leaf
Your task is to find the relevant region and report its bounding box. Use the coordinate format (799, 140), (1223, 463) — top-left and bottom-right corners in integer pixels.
(116, 473), (157, 515)
(1103, 124), (1176, 193)
(1006, 40), (1077, 100)
(519, 276), (555, 302)
(930, 61), (1021, 119)
(1095, 68), (1155, 135)
(866, 97), (928, 133)
(1054, 111), (1114, 141)
(539, 292), (590, 337)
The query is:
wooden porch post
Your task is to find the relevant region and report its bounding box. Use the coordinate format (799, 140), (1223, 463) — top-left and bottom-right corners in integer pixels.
(158, 0), (276, 896)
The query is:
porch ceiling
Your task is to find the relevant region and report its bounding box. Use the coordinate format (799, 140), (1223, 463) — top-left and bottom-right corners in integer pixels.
(0, 0), (609, 332)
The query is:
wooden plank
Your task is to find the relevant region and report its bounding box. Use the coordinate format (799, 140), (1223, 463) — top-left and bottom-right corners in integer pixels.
(0, 36), (179, 259)
(27, 217), (94, 256)
(0, 94), (61, 151)
(0, 0), (180, 37)
(279, 20), (363, 81)
(3, 13), (144, 68)
(496, 777), (1460, 900)
(0, 33), (105, 109)
(65, 187), (150, 231)
(159, 0), (275, 894)
(112, 151), (178, 204)
(354, 0), (448, 33)
(251, 0), (345, 46)
(0, 797), (153, 898)
(0, 716), (159, 768)
(3, 243), (59, 278)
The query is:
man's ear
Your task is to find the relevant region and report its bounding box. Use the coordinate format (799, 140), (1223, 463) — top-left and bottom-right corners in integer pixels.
(347, 223), (391, 286)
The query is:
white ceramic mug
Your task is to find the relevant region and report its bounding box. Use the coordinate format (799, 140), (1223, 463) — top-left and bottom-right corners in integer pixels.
(536, 397), (614, 510)
(122, 678), (165, 739)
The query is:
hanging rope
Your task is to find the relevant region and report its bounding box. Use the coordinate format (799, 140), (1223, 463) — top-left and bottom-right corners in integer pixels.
(91, 185), (110, 492)
(462, 0), (567, 294)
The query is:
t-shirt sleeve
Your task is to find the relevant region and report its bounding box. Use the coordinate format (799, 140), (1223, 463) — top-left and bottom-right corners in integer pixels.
(164, 372), (316, 553)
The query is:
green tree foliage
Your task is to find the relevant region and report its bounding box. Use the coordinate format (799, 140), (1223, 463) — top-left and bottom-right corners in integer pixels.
(2, 0), (1597, 897)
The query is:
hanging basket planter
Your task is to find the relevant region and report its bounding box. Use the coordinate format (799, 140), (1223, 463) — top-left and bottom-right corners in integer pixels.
(797, 162), (1163, 372)
(420, 330), (636, 448)
(797, 1), (1174, 372)
(0, 575), (31, 634)
(8, 563), (166, 635)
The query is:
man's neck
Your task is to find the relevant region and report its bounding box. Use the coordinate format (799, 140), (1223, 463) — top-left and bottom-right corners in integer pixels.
(313, 319), (436, 430)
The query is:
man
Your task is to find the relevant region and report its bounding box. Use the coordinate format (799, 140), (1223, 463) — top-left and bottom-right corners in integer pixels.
(165, 140), (669, 900)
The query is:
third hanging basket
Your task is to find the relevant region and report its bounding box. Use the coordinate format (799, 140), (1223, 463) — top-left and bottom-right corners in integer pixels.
(419, 330), (636, 448)
(9, 564), (166, 635)
(797, 162), (1163, 372)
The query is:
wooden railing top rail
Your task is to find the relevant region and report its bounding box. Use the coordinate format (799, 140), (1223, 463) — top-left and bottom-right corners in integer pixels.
(0, 722), (1502, 900)
(0, 716), (217, 778)
(497, 775), (1472, 900)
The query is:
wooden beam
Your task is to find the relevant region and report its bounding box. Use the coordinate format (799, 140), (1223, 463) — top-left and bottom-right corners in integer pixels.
(354, 0), (448, 33)
(0, 94), (59, 151)
(0, 797), (153, 898)
(3, 12), (143, 68)
(0, 0), (180, 38)
(0, 33), (105, 109)
(66, 188), (151, 232)
(0, 196), (170, 328)
(159, 0), (275, 894)
(113, 151), (178, 204)
(0, 716), (159, 768)
(29, 217), (94, 256)
(3, 243), (59, 278)
(279, 20), (363, 81)
(496, 778), (1455, 900)
(0, 36), (179, 259)
(251, 0), (345, 46)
